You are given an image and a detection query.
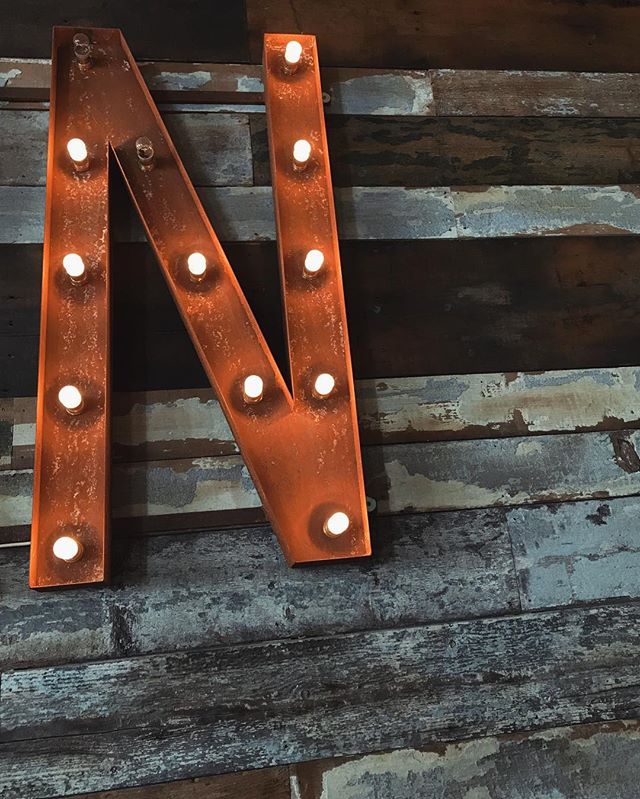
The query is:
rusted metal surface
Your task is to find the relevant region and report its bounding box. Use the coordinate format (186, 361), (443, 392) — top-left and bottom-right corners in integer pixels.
(31, 27), (370, 585)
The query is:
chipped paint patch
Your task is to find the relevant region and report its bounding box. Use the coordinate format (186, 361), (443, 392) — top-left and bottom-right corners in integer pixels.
(0, 68), (21, 87)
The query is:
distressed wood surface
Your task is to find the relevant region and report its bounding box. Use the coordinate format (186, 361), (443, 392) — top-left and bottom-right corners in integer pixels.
(3, 428), (640, 533)
(0, 509), (519, 670)
(508, 495), (640, 612)
(292, 721), (640, 799)
(3, 601), (640, 797)
(10, 110), (640, 188)
(5, 366), (640, 469)
(7, 60), (640, 117)
(6, 236), (640, 397)
(247, 0), (640, 72)
(7, 184), (640, 244)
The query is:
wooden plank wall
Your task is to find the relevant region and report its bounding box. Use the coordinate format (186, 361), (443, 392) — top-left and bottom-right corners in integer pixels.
(2, 3), (640, 797)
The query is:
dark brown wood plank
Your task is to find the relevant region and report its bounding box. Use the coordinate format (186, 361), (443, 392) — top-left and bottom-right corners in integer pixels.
(252, 115), (640, 188)
(292, 721), (640, 799)
(0, 2), (249, 62)
(3, 602), (640, 796)
(247, 0), (640, 72)
(0, 509), (519, 670)
(4, 236), (640, 397)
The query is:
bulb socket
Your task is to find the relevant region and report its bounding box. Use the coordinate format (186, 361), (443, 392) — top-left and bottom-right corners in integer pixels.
(136, 136), (155, 172)
(73, 33), (92, 70)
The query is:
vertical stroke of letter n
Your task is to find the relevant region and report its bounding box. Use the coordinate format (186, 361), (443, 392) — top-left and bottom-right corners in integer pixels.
(30, 27), (371, 588)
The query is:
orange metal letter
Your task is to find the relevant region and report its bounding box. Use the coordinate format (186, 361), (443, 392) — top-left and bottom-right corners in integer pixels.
(30, 28), (371, 588)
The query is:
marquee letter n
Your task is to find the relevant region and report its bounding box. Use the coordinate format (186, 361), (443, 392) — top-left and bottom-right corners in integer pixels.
(30, 27), (371, 588)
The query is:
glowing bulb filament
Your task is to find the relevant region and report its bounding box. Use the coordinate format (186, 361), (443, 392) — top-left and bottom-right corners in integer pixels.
(293, 139), (311, 170)
(62, 253), (86, 283)
(53, 535), (82, 562)
(324, 511), (350, 538)
(313, 373), (335, 397)
(58, 385), (83, 414)
(283, 40), (303, 73)
(243, 375), (264, 403)
(67, 138), (89, 171)
(304, 249), (324, 276)
(187, 252), (207, 281)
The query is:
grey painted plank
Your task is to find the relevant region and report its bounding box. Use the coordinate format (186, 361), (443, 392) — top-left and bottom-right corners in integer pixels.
(6, 184), (640, 243)
(3, 429), (640, 530)
(9, 366), (640, 469)
(292, 720), (640, 799)
(508, 495), (640, 611)
(6, 59), (640, 117)
(0, 110), (253, 187)
(0, 509), (519, 670)
(3, 602), (640, 797)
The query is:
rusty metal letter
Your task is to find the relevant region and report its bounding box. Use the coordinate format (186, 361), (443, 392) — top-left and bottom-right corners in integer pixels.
(30, 28), (370, 588)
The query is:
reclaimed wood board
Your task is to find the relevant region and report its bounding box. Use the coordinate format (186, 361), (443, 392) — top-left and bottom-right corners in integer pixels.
(0, 509), (519, 670)
(3, 601), (640, 797)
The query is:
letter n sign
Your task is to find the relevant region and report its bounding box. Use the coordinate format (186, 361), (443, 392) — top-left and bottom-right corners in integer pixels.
(30, 27), (371, 588)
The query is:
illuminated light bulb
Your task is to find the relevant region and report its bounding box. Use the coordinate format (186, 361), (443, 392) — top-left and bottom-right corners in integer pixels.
(62, 253), (86, 283)
(293, 139), (311, 170)
(52, 535), (82, 562)
(67, 137), (89, 171)
(136, 136), (155, 171)
(243, 374), (264, 403)
(324, 511), (350, 538)
(313, 372), (335, 397)
(72, 32), (92, 69)
(304, 249), (324, 276)
(283, 40), (303, 73)
(58, 385), (84, 414)
(187, 252), (207, 281)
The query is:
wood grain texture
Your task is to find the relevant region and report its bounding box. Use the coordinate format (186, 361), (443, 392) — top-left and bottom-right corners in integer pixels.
(292, 721), (640, 799)
(7, 184), (640, 245)
(508, 496), (640, 612)
(4, 429), (640, 532)
(6, 236), (640, 397)
(251, 115), (640, 188)
(6, 366), (640, 469)
(247, 0), (640, 72)
(3, 602), (640, 796)
(0, 509), (519, 669)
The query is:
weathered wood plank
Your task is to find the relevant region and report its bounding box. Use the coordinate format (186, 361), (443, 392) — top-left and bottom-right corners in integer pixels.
(7, 185), (640, 244)
(7, 366), (640, 469)
(247, 0), (640, 72)
(67, 769), (291, 799)
(3, 429), (640, 532)
(292, 721), (640, 799)
(3, 602), (640, 796)
(508, 496), (640, 612)
(0, 509), (519, 669)
(252, 116), (640, 188)
(6, 237), (640, 397)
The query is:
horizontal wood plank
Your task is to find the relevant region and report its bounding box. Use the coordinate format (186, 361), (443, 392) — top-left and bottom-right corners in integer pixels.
(7, 185), (640, 244)
(293, 721), (640, 799)
(3, 429), (640, 533)
(3, 601), (640, 795)
(508, 495), (640, 611)
(0, 509), (519, 669)
(6, 366), (640, 469)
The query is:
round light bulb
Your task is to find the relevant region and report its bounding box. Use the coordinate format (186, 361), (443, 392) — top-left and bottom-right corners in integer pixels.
(284, 40), (303, 66)
(52, 535), (81, 562)
(58, 385), (83, 413)
(304, 249), (324, 276)
(313, 373), (335, 397)
(187, 252), (207, 279)
(243, 374), (264, 403)
(324, 511), (350, 538)
(62, 253), (86, 281)
(67, 137), (88, 164)
(293, 139), (311, 168)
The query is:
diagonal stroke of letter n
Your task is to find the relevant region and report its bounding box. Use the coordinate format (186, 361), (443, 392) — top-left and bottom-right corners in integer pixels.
(29, 27), (371, 588)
